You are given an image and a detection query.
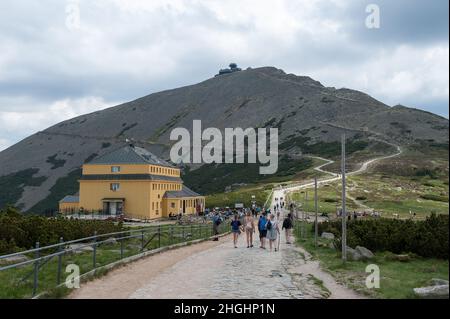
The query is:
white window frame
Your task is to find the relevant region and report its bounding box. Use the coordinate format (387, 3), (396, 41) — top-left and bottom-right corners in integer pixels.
(111, 166), (121, 173)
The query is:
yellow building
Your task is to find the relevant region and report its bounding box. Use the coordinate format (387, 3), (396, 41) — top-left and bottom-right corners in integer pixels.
(58, 144), (205, 219)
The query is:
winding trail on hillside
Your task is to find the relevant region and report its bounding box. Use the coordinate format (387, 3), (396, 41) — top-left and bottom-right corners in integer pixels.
(278, 138), (403, 210)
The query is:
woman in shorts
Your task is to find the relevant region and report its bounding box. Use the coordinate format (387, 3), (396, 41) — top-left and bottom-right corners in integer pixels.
(230, 214), (243, 248)
(244, 211), (255, 248)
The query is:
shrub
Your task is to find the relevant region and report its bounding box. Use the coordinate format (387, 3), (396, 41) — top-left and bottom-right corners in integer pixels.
(317, 214), (449, 259)
(0, 207), (123, 254)
(420, 194), (449, 202)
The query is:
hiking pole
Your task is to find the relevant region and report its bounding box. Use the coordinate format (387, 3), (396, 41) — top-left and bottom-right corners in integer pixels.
(277, 230), (281, 251)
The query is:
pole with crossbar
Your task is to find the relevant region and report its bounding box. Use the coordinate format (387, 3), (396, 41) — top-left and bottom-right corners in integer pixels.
(341, 134), (347, 262)
(314, 177), (318, 248)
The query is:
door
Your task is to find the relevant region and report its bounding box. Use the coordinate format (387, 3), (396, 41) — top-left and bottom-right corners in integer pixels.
(109, 202), (117, 216)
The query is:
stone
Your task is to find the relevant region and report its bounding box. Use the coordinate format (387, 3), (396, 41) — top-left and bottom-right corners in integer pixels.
(0, 254), (29, 265)
(413, 285), (449, 299)
(67, 243), (94, 254)
(103, 237), (117, 245)
(355, 246), (374, 260)
(321, 232), (335, 240)
(429, 278), (449, 286)
(346, 246), (362, 261)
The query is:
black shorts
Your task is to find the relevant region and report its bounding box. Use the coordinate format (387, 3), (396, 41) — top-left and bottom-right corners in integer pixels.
(259, 230), (267, 238)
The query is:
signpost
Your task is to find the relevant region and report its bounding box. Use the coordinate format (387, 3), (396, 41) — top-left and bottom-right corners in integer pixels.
(341, 134), (347, 262)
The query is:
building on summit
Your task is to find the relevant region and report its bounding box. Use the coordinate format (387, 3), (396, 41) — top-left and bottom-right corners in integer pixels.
(58, 144), (205, 219)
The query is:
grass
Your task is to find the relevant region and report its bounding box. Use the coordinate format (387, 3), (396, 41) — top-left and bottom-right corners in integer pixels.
(289, 173), (449, 218)
(294, 223), (449, 299)
(206, 184), (272, 208)
(0, 223), (226, 299)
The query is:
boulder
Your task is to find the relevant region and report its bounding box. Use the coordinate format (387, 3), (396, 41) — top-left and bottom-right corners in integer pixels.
(346, 246), (362, 261)
(103, 237), (117, 245)
(0, 254), (29, 265)
(429, 278), (449, 286)
(413, 285), (449, 299)
(355, 246), (374, 260)
(321, 232), (335, 240)
(67, 243), (94, 254)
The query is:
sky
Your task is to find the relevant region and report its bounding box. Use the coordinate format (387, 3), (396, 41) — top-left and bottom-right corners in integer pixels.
(0, 0), (448, 151)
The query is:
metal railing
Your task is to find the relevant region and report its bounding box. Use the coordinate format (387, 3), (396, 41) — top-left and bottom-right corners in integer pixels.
(0, 222), (227, 298)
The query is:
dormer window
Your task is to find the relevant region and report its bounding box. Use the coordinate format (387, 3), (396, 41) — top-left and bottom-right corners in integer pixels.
(111, 166), (121, 173)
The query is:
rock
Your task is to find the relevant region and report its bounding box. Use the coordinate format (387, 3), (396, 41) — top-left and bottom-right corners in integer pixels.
(346, 246), (362, 261)
(355, 246), (374, 260)
(67, 243), (94, 254)
(103, 237), (117, 245)
(413, 285), (449, 299)
(0, 254), (29, 265)
(429, 278), (449, 286)
(321, 232), (335, 240)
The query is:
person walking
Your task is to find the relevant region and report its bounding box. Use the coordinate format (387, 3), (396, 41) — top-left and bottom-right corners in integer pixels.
(230, 214), (243, 248)
(258, 212), (268, 249)
(282, 213), (294, 244)
(212, 212), (222, 241)
(266, 214), (280, 252)
(244, 212), (255, 248)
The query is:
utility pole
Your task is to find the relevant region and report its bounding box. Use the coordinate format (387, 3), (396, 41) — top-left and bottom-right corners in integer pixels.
(341, 134), (347, 262)
(314, 177), (318, 248)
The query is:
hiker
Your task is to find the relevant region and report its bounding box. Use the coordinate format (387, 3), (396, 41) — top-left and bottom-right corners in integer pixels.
(258, 212), (268, 249)
(276, 211), (281, 221)
(282, 213), (294, 244)
(212, 212), (222, 241)
(230, 214), (243, 248)
(266, 214), (280, 252)
(244, 211), (255, 248)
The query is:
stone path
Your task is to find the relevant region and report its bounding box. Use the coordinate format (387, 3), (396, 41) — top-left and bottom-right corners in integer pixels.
(131, 233), (308, 299)
(71, 188), (363, 299)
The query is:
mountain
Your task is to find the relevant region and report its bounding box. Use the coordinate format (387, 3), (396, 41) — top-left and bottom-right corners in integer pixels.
(0, 66), (448, 212)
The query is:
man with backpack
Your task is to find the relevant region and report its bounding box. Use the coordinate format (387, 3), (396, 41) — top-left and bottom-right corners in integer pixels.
(258, 212), (268, 249)
(282, 213), (294, 244)
(212, 212), (222, 241)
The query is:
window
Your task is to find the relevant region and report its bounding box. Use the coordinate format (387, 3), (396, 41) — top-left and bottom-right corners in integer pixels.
(111, 166), (120, 173)
(171, 202), (175, 208)
(110, 183), (120, 191)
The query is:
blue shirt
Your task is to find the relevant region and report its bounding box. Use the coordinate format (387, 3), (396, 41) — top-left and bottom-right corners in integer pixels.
(258, 216), (267, 231)
(230, 220), (241, 231)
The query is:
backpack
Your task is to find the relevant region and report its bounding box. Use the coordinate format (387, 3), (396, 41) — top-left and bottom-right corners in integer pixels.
(266, 220), (272, 230)
(283, 218), (292, 229)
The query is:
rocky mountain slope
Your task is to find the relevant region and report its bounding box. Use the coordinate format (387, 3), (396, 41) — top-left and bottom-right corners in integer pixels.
(0, 66), (448, 212)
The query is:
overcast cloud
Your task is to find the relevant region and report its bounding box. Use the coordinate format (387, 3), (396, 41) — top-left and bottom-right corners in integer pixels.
(0, 0), (448, 151)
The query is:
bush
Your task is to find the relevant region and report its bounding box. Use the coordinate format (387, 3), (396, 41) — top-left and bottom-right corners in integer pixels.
(318, 214), (449, 259)
(0, 207), (123, 254)
(420, 194), (449, 202)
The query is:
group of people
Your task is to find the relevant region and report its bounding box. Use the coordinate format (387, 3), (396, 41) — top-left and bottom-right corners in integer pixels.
(229, 211), (294, 252)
